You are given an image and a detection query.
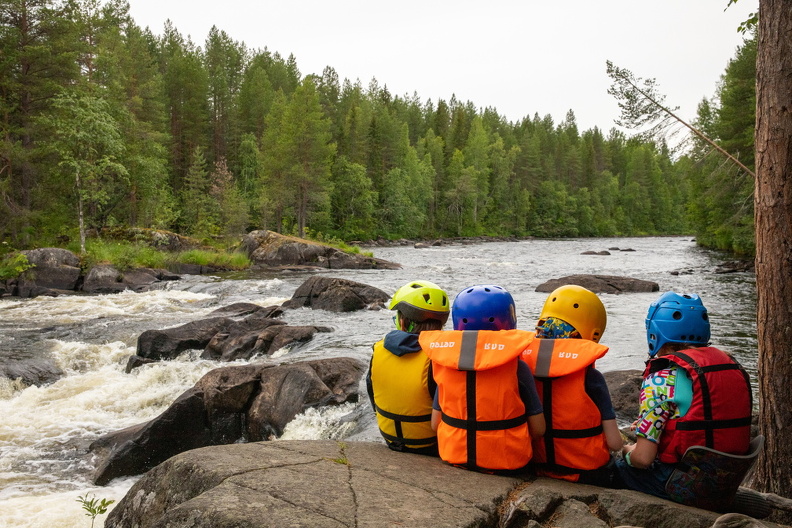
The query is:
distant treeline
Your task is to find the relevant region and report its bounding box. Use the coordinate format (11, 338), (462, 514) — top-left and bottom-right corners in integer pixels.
(0, 1), (756, 254)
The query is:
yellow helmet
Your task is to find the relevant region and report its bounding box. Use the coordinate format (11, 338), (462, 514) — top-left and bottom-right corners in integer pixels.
(389, 280), (450, 325)
(538, 285), (607, 342)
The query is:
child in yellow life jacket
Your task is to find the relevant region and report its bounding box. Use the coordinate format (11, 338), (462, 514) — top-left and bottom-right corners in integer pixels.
(420, 285), (545, 472)
(521, 285), (624, 486)
(366, 280), (450, 455)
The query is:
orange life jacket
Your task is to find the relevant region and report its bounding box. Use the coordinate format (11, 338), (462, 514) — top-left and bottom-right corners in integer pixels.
(521, 338), (611, 479)
(420, 329), (535, 471)
(644, 347), (752, 464)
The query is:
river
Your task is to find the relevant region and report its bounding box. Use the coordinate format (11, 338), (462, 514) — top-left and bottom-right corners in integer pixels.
(0, 236), (756, 527)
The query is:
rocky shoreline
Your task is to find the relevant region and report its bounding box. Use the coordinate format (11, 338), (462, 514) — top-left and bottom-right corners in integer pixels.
(104, 440), (783, 528)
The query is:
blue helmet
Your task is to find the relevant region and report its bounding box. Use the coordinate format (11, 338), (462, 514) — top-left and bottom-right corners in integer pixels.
(646, 292), (710, 357)
(452, 284), (517, 331)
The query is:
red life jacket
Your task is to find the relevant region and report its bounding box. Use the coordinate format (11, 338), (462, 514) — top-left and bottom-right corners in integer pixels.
(643, 347), (753, 464)
(420, 329), (535, 471)
(521, 338), (611, 479)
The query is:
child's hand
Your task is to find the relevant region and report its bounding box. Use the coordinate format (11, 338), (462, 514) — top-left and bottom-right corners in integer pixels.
(629, 419), (638, 432)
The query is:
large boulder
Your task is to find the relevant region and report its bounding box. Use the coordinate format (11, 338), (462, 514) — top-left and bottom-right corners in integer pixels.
(104, 440), (758, 528)
(18, 247), (81, 292)
(282, 276), (390, 312)
(129, 305), (326, 369)
(91, 357), (365, 485)
(241, 230), (401, 270)
(536, 274), (660, 294)
(0, 356), (64, 386)
(135, 316), (237, 362)
(82, 265), (176, 294)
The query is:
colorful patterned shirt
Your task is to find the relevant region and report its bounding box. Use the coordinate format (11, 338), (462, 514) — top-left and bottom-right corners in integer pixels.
(635, 367), (681, 443)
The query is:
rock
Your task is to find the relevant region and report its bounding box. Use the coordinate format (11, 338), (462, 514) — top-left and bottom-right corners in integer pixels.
(91, 358), (364, 485)
(581, 250), (612, 256)
(281, 276), (390, 312)
(241, 230), (401, 270)
(12, 280), (58, 298)
(207, 303), (281, 319)
(536, 275), (659, 294)
(603, 370), (644, 424)
(0, 357), (64, 386)
(104, 441), (750, 528)
(18, 247), (81, 291)
(715, 260), (755, 274)
(82, 265), (177, 294)
(201, 312), (331, 362)
(414, 242), (431, 248)
(135, 317), (236, 361)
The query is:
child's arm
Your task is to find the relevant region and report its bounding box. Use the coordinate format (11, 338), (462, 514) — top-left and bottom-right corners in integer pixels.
(431, 408), (441, 431)
(622, 437), (658, 469)
(602, 418), (624, 451)
(528, 412), (546, 439)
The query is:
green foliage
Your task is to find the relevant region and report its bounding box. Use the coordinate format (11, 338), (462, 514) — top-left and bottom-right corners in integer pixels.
(76, 494), (115, 528)
(0, 252), (33, 280)
(0, 4), (755, 256)
(78, 239), (250, 271)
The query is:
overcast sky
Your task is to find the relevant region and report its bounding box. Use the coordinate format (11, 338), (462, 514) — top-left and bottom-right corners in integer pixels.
(126, 0), (757, 133)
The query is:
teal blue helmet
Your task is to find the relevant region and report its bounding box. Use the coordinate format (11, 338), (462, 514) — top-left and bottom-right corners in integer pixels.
(646, 292), (710, 357)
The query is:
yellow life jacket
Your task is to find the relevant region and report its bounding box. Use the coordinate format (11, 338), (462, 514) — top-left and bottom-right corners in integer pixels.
(369, 338), (436, 450)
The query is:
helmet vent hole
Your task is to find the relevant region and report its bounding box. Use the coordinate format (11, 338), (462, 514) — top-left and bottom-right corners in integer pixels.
(442, 297), (447, 306)
(484, 287), (491, 292)
(573, 303), (579, 309)
(488, 317), (495, 322)
(672, 311), (682, 320)
(462, 318), (468, 323)
(702, 313), (709, 321)
(423, 294), (431, 303)
(552, 297), (557, 302)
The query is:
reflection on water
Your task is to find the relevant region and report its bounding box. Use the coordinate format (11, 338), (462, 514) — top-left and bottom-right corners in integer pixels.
(0, 237), (756, 527)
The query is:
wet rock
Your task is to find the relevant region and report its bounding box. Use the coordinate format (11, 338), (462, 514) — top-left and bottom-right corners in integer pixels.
(0, 357), (64, 386)
(91, 358), (364, 485)
(282, 276), (390, 312)
(241, 230), (401, 270)
(201, 312), (331, 362)
(135, 316), (236, 361)
(12, 280), (58, 298)
(207, 303), (281, 319)
(536, 274), (659, 294)
(715, 260), (755, 274)
(414, 242), (431, 248)
(581, 250), (612, 256)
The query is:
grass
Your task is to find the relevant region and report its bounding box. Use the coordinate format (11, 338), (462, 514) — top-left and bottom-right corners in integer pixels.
(76, 239), (251, 272)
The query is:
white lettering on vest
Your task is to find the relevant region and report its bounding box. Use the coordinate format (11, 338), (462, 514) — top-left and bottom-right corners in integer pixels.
(483, 343), (506, 351)
(430, 341), (456, 348)
(558, 352), (579, 359)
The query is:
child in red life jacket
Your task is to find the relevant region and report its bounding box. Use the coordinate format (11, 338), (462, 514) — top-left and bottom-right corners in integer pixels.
(419, 285), (545, 472)
(366, 280), (450, 456)
(521, 285), (624, 487)
(617, 292), (752, 498)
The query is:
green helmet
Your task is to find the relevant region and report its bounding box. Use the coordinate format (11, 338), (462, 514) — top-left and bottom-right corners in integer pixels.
(389, 280), (450, 325)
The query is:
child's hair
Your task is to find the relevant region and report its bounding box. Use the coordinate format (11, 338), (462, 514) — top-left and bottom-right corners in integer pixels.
(399, 315), (444, 333)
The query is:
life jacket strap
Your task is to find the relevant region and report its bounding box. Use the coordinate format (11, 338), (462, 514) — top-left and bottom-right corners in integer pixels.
(374, 405), (432, 423)
(549, 424), (604, 439)
(441, 413), (528, 431)
(379, 430), (437, 446)
(674, 416), (752, 431)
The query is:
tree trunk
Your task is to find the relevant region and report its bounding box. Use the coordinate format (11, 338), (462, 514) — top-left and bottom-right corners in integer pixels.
(77, 167), (86, 255)
(754, 0), (792, 501)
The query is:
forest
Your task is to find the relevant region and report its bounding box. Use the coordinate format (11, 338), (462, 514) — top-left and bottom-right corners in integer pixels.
(0, 0), (757, 254)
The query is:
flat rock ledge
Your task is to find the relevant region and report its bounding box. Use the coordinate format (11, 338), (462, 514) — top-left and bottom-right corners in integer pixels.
(536, 274), (659, 294)
(105, 441), (779, 528)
